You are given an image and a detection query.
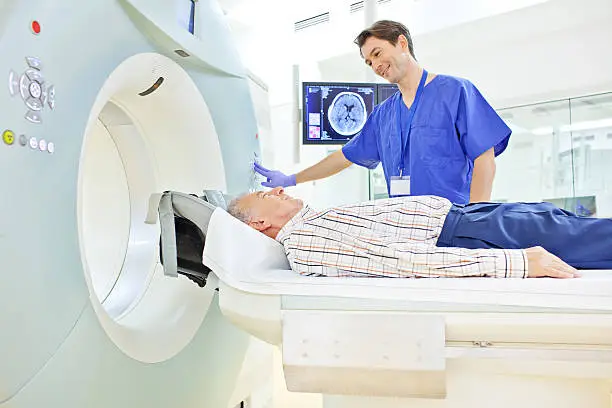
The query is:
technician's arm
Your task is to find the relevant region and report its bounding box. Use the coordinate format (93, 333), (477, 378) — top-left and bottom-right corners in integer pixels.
(469, 147), (496, 203)
(254, 150), (353, 188)
(295, 150), (352, 184)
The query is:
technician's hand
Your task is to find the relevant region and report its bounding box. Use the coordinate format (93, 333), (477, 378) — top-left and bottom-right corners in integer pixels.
(253, 162), (297, 188)
(525, 246), (580, 278)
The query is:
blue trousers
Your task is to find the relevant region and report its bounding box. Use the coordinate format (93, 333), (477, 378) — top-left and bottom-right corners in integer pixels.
(437, 202), (612, 269)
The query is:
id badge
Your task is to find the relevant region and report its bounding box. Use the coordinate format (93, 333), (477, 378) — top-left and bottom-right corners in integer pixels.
(390, 176), (411, 196)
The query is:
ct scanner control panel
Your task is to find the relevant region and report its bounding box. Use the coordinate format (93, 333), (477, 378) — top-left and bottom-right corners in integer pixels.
(8, 56), (56, 124)
(4, 55), (57, 153)
(2, 127), (55, 153)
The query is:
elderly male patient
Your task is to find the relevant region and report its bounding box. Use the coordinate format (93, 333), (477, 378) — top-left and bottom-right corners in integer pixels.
(228, 187), (612, 279)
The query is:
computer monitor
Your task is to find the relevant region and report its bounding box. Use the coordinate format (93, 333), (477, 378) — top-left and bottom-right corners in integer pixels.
(302, 82), (376, 145)
(376, 83), (399, 105)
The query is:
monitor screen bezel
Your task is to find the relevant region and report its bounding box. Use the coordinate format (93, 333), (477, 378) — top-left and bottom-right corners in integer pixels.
(302, 81), (378, 146)
(376, 83), (400, 105)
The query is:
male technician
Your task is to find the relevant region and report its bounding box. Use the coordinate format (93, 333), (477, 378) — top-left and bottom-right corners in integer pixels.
(254, 20), (511, 204)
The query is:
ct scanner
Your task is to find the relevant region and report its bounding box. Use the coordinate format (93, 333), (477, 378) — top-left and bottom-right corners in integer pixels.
(1, 1), (612, 408)
(1, 0), (262, 406)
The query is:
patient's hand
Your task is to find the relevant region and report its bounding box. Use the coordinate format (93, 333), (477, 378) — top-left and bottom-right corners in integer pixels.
(526, 246), (580, 278)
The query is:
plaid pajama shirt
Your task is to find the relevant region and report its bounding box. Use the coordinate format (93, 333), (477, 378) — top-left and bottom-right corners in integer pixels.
(275, 196), (528, 278)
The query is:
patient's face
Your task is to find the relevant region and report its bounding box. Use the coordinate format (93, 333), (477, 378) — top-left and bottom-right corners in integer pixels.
(239, 187), (303, 235)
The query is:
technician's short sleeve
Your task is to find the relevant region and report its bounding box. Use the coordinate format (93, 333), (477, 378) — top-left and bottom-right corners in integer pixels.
(342, 109), (380, 170)
(456, 81), (512, 161)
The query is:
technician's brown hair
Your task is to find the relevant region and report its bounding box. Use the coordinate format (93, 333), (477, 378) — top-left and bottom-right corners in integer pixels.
(354, 20), (415, 58)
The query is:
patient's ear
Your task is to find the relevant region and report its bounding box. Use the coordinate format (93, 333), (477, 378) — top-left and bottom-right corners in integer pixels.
(248, 219), (271, 232)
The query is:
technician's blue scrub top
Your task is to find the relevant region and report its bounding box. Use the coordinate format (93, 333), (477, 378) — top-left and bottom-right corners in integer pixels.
(342, 75), (511, 205)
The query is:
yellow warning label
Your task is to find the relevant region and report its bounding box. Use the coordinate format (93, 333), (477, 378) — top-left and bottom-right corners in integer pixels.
(2, 130), (15, 145)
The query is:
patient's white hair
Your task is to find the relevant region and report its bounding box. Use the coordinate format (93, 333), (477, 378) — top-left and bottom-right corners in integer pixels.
(227, 194), (251, 224)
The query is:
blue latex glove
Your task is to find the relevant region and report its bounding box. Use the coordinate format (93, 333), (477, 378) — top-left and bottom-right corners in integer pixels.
(253, 162), (296, 188)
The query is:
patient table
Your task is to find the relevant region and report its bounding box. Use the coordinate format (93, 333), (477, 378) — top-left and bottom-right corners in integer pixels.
(162, 193), (612, 408)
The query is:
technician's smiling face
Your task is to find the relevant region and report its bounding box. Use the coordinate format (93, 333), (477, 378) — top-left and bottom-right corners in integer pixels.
(361, 35), (411, 84)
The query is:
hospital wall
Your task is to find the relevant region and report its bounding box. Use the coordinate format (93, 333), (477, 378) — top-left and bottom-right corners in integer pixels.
(253, 0), (612, 211)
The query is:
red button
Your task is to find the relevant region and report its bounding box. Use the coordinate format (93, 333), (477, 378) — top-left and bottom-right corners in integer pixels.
(31, 20), (41, 35)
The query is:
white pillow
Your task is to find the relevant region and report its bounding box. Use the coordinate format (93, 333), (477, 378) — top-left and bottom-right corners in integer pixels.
(203, 208), (290, 279)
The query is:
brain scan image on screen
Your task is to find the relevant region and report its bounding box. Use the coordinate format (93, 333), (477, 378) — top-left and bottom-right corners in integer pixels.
(302, 82), (375, 145)
(327, 92), (367, 136)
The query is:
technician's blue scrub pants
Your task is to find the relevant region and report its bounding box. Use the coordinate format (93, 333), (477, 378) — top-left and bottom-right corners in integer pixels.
(437, 202), (612, 269)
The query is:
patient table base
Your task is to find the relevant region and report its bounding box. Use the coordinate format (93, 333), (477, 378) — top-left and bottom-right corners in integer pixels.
(323, 363), (610, 408)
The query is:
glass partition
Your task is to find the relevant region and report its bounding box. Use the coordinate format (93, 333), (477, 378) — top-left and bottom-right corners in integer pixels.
(369, 92), (612, 217)
(493, 99), (574, 204)
(368, 163), (388, 200)
(566, 93), (612, 217)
